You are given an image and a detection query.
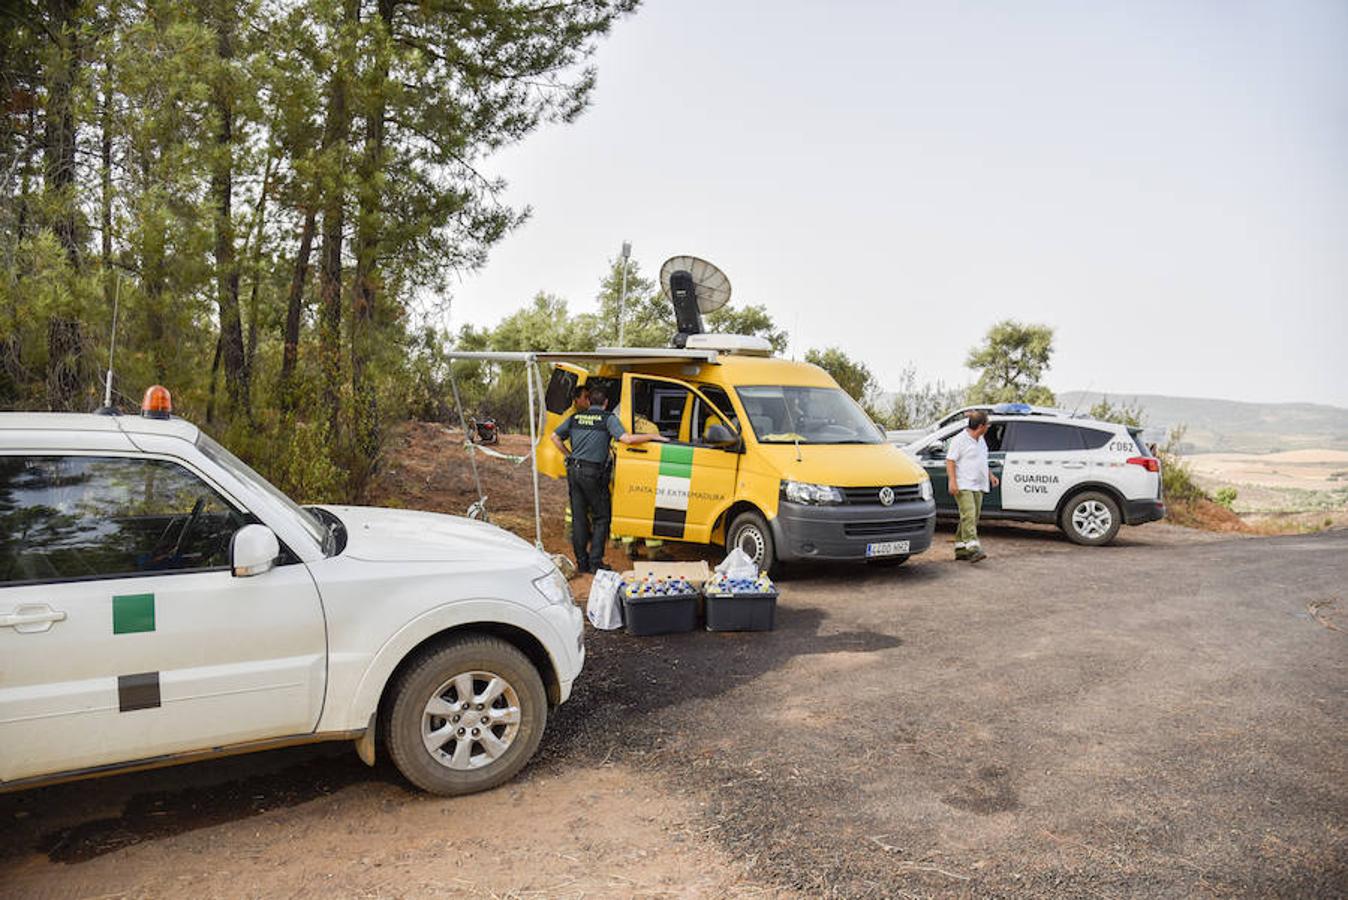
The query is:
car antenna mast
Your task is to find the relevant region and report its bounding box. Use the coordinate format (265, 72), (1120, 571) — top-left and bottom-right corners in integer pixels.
(99, 275), (122, 414)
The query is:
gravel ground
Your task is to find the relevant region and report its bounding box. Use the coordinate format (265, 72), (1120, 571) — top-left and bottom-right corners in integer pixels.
(3, 522), (1345, 898)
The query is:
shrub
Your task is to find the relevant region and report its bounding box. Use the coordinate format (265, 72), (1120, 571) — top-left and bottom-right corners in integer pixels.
(1214, 487), (1238, 510)
(1158, 425), (1208, 504)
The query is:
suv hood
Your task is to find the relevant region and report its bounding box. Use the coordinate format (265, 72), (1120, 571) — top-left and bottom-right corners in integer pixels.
(319, 505), (541, 565)
(755, 441), (927, 485)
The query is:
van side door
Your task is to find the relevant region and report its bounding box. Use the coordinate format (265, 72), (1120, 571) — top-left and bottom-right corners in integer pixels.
(612, 374), (741, 543)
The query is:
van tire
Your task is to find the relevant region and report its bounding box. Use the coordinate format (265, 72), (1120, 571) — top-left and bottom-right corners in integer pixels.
(383, 635), (547, 796)
(1059, 491), (1122, 546)
(727, 510), (779, 577)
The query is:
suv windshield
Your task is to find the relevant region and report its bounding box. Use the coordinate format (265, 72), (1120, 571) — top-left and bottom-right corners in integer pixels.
(195, 432), (331, 552)
(736, 386), (882, 445)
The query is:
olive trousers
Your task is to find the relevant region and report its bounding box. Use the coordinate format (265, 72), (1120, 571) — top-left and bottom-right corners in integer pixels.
(954, 489), (984, 558)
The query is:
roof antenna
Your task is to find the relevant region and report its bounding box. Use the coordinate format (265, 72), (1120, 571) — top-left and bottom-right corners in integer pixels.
(96, 275), (122, 415)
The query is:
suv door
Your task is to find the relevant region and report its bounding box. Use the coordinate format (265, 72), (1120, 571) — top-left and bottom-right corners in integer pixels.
(0, 453), (326, 783)
(999, 421), (1085, 514)
(917, 422), (1006, 514)
(612, 374), (740, 543)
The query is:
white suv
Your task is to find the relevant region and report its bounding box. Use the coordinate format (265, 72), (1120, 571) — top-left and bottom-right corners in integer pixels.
(901, 412), (1165, 545)
(0, 407), (584, 796)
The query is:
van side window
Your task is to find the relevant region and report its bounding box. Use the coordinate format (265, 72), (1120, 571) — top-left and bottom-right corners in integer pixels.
(0, 456), (248, 584)
(697, 385), (740, 432)
(629, 378), (691, 441)
(1004, 422), (1085, 452)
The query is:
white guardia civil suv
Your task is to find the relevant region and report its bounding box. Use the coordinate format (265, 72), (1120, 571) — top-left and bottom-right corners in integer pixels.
(0, 397), (584, 796)
(901, 410), (1166, 545)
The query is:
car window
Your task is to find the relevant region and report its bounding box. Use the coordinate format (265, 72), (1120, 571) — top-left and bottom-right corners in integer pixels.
(689, 390), (737, 447)
(1004, 421), (1084, 453)
(629, 378), (691, 441)
(697, 385), (740, 432)
(1078, 427), (1115, 450)
(0, 455), (248, 585)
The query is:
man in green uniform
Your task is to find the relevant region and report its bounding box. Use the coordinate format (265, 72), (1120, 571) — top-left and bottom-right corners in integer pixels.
(550, 384), (665, 573)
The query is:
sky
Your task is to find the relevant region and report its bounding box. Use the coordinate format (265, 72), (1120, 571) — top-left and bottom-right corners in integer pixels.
(448, 0), (1348, 407)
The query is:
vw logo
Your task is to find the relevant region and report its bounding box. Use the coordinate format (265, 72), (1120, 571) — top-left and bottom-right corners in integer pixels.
(878, 486), (895, 506)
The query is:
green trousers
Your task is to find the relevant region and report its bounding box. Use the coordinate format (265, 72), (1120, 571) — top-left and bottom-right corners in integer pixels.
(955, 490), (984, 557)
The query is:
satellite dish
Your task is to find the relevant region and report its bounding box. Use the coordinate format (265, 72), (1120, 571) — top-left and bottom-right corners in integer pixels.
(659, 255), (732, 314)
(660, 256), (732, 347)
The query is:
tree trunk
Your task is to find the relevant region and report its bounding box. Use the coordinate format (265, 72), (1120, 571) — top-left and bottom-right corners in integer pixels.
(101, 59), (114, 306)
(317, 1), (357, 437)
(209, 3), (250, 418)
(205, 336), (223, 424)
(278, 210), (316, 411)
(42, 0), (81, 267)
(244, 154), (275, 380)
(351, 0), (395, 461)
(42, 0), (84, 411)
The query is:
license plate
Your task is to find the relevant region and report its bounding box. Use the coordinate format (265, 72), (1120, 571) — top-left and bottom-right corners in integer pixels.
(866, 540), (910, 558)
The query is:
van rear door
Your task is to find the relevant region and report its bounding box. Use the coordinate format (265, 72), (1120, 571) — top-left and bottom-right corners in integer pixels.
(538, 363), (587, 479)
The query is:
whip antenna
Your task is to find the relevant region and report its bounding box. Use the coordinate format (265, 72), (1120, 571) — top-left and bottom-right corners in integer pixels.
(99, 276), (122, 414)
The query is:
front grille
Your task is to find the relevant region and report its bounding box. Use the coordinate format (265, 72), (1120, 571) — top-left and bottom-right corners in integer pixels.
(841, 484), (923, 505)
(843, 519), (929, 538)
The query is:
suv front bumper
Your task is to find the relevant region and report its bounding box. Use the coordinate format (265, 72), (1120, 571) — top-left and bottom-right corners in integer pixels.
(769, 498), (936, 562)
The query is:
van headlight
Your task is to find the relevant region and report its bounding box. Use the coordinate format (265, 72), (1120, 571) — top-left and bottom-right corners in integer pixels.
(919, 475), (933, 502)
(533, 568), (573, 607)
(782, 480), (843, 505)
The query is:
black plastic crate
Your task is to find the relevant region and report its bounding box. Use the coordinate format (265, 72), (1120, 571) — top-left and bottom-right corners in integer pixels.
(622, 592), (698, 636)
(704, 590), (778, 632)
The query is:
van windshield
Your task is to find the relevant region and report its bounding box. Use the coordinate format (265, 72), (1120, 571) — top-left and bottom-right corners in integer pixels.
(736, 386), (883, 445)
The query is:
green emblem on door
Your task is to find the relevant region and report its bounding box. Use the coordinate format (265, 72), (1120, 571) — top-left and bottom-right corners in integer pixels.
(112, 593), (155, 634)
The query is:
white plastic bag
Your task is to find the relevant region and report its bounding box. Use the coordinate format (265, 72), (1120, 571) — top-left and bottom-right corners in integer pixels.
(586, 569), (624, 630)
(716, 547), (759, 580)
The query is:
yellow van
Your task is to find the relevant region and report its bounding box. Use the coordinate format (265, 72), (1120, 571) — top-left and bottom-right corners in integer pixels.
(537, 339), (935, 573)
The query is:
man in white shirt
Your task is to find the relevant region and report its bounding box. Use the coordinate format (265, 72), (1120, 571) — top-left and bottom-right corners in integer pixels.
(946, 410), (999, 563)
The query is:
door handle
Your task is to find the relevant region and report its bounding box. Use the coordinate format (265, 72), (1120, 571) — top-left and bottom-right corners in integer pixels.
(626, 447), (649, 454)
(1062, 461), (1086, 469)
(1, 605), (67, 634)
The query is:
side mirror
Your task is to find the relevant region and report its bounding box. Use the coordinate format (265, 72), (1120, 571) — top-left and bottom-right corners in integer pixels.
(925, 441), (945, 459)
(704, 423), (740, 448)
(231, 524), (280, 577)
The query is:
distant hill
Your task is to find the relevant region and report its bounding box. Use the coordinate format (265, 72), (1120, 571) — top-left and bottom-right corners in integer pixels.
(1058, 392), (1348, 455)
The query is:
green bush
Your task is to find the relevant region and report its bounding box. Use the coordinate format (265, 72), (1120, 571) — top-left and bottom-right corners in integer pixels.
(1159, 425), (1208, 504)
(1214, 487), (1238, 509)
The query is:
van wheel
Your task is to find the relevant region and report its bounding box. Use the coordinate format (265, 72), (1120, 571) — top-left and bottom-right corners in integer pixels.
(1060, 491), (1122, 546)
(383, 635), (546, 796)
(727, 510), (779, 576)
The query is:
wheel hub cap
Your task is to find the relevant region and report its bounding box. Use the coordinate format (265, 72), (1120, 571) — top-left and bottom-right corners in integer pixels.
(1072, 500), (1112, 539)
(421, 670), (522, 770)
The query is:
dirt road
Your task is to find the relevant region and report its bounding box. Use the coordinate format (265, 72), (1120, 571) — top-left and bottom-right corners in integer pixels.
(4, 523), (1346, 898)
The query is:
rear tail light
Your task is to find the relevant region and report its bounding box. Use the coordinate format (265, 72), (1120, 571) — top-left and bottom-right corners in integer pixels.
(1127, 456), (1159, 473)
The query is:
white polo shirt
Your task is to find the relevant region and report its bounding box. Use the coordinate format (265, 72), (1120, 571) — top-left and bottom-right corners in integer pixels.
(948, 429), (990, 493)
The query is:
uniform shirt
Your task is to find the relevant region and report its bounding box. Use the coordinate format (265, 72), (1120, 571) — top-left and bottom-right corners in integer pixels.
(948, 428), (990, 493)
(555, 404), (626, 463)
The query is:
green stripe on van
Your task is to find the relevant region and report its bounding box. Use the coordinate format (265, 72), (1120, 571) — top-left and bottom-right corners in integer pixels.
(659, 444), (694, 478)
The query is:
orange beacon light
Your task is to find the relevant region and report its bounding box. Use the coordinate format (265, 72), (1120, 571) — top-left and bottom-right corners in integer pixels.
(141, 384), (173, 419)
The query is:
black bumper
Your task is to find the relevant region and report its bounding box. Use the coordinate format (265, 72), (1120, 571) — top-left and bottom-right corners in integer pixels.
(1124, 498), (1166, 525)
(769, 499), (936, 562)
